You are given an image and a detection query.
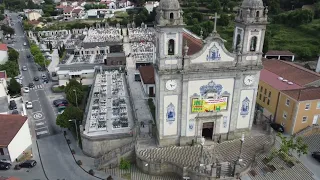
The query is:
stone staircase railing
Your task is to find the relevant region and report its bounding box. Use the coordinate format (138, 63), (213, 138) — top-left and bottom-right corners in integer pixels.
(94, 141), (135, 169)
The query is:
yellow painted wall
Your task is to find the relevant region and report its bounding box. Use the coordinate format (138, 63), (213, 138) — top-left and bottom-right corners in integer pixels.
(275, 93), (297, 134)
(257, 80), (280, 116)
(293, 100), (320, 133)
(28, 12), (41, 21)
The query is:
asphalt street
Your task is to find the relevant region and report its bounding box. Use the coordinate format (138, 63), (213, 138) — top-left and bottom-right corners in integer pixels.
(2, 13), (104, 180)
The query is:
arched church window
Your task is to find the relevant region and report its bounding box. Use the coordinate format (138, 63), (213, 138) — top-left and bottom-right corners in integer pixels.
(170, 13), (174, 20)
(250, 36), (258, 51)
(236, 34), (241, 47)
(168, 39), (175, 55)
(256, 11), (260, 18)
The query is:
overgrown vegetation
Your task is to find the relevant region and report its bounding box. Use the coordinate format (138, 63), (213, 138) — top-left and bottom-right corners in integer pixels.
(30, 42), (50, 67)
(119, 158), (131, 170)
(0, 48), (19, 78)
(8, 78), (21, 96)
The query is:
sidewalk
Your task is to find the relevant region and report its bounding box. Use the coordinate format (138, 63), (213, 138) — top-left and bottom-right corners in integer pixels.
(48, 49), (59, 73)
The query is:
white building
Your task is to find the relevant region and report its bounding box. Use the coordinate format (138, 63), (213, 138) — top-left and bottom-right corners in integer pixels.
(138, 65), (155, 97)
(23, 9), (43, 21)
(0, 115), (32, 162)
(0, 44), (8, 65)
(144, 1), (159, 13)
(56, 65), (96, 86)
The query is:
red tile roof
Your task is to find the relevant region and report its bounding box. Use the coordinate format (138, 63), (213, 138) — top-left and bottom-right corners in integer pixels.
(260, 69), (302, 91)
(262, 59), (320, 86)
(63, 6), (74, 13)
(138, 65), (155, 84)
(0, 177), (20, 180)
(0, 115), (28, 147)
(0, 44), (8, 51)
(265, 50), (294, 56)
(282, 87), (320, 101)
(182, 32), (203, 56)
(0, 71), (7, 79)
(72, 8), (82, 14)
(28, 20), (40, 25)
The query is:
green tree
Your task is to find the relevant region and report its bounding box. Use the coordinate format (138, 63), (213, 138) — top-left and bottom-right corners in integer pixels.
(208, 0), (221, 13)
(56, 113), (70, 128)
(34, 53), (45, 66)
(65, 79), (82, 93)
(56, 105), (83, 128)
(119, 158), (131, 170)
(218, 13), (230, 26)
(48, 41), (53, 51)
(1, 25), (15, 35)
(8, 48), (19, 61)
(0, 61), (19, 77)
(265, 0), (281, 15)
(66, 87), (84, 106)
(314, 2), (320, 19)
(8, 78), (21, 95)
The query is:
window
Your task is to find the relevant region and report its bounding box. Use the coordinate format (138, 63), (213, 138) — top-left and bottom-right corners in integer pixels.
(170, 12), (174, 19)
(0, 148), (4, 155)
(286, 99), (290, 106)
(259, 94), (262, 100)
(283, 111), (287, 119)
(256, 11), (260, 17)
(250, 36), (257, 51)
(305, 103), (310, 110)
(267, 99), (270, 105)
(302, 116), (308, 123)
(264, 89), (267, 95)
(168, 39), (175, 55)
(268, 92), (271, 98)
(260, 86), (263, 92)
(317, 101), (320, 109)
(263, 97), (266, 103)
(236, 34), (241, 49)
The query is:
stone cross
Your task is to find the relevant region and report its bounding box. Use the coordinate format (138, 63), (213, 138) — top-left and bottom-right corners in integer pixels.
(213, 12), (220, 33)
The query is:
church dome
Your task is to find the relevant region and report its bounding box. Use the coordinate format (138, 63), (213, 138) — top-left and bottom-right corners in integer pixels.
(241, 0), (264, 8)
(159, 0), (180, 10)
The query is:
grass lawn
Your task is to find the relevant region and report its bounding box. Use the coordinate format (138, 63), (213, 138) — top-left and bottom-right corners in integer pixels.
(59, 51), (66, 61)
(52, 85), (65, 92)
(115, 11), (129, 18)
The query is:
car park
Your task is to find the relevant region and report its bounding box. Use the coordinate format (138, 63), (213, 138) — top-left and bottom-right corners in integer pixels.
(9, 100), (17, 110)
(23, 87), (29, 93)
(29, 83), (34, 88)
(25, 102), (33, 109)
(17, 160), (37, 168)
(22, 66), (27, 71)
(34, 76), (39, 81)
(270, 123), (284, 133)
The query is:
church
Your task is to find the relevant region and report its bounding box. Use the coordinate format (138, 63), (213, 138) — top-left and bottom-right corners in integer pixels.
(154, 0), (268, 146)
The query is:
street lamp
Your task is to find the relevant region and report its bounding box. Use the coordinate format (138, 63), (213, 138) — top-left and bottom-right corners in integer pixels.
(73, 89), (78, 107)
(238, 133), (245, 162)
(199, 137), (205, 165)
(69, 119), (79, 146)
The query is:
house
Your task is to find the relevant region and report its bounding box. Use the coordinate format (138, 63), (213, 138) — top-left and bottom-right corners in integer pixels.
(138, 65), (155, 97)
(63, 6), (74, 20)
(264, 50), (295, 62)
(118, 0), (132, 8)
(72, 8), (84, 19)
(23, 9), (43, 21)
(87, 9), (106, 19)
(0, 44), (8, 65)
(256, 59), (320, 123)
(276, 87), (320, 134)
(0, 115), (32, 162)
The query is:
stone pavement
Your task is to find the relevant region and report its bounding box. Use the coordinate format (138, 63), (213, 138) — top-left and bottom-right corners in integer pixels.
(47, 49), (59, 73)
(123, 42), (153, 138)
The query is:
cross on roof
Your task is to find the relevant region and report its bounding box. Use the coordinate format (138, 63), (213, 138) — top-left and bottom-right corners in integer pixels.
(213, 12), (220, 33)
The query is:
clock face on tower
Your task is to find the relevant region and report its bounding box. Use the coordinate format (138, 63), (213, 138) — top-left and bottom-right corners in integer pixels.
(166, 80), (177, 91)
(244, 75), (255, 86)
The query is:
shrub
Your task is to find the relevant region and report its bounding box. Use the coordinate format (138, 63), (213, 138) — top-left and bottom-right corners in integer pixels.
(77, 160), (82, 165)
(119, 158), (131, 170)
(88, 169), (94, 175)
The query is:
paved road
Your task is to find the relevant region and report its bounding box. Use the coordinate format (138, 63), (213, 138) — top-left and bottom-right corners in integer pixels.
(1, 13), (105, 180)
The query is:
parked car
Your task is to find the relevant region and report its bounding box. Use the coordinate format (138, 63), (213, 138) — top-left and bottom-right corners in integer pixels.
(41, 74), (46, 79)
(33, 76), (39, 81)
(53, 99), (68, 107)
(312, 152), (320, 162)
(0, 159), (11, 163)
(270, 123), (284, 133)
(43, 78), (48, 83)
(9, 100), (17, 110)
(27, 54), (31, 58)
(25, 102), (33, 109)
(23, 87), (29, 93)
(18, 160), (37, 168)
(29, 83), (34, 88)
(23, 42), (27, 46)
(0, 162), (11, 170)
(11, 110), (19, 114)
(22, 66), (27, 71)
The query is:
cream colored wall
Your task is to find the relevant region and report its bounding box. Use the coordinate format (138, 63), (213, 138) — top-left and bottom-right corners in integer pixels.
(236, 89), (255, 129)
(294, 100), (320, 134)
(163, 95), (178, 136)
(190, 42), (234, 63)
(186, 78), (235, 136)
(28, 12), (41, 21)
(275, 93), (296, 134)
(257, 80), (280, 117)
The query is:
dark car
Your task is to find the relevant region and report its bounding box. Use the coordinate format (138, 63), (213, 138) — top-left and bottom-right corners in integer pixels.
(53, 99), (68, 107)
(270, 123), (284, 133)
(0, 162), (11, 170)
(34, 76), (39, 81)
(9, 100), (17, 110)
(312, 152), (320, 162)
(12, 110), (19, 114)
(27, 54), (31, 58)
(29, 83), (34, 88)
(18, 160), (37, 168)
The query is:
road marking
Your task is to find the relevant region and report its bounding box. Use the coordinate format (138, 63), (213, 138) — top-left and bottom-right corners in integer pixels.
(35, 127), (47, 131)
(33, 112), (44, 120)
(36, 130), (48, 135)
(32, 100), (39, 103)
(35, 122), (45, 126)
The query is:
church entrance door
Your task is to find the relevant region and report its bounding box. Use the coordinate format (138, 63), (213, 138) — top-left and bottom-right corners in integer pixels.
(202, 122), (214, 140)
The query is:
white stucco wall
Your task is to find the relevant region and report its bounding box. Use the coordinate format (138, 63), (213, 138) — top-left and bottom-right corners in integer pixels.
(7, 120), (32, 162)
(27, 12), (42, 21)
(0, 83), (7, 97)
(163, 95), (178, 136)
(186, 78), (235, 136)
(236, 89), (255, 129)
(0, 51), (8, 65)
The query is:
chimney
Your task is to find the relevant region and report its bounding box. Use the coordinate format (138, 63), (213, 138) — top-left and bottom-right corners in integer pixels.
(316, 55), (320, 73)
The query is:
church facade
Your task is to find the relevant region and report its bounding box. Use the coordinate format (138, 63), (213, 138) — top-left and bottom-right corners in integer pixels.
(154, 0), (268, 146)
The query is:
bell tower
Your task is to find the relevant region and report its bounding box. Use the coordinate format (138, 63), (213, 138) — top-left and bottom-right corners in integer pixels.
(232, 0), (268, 63)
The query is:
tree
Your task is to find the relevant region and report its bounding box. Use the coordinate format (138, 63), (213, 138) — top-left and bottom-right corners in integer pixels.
(218, 13), (230, 26)
(56, 105), (83, 128)
(0, 61), (19, 78)
(66, 87), (84, 106)
(34, 53), (45, 66)
(208, 0), (221, 13)
(8, 78), (21, 95)
(48, 41), (53, 51)
(1, 25), (15, 35)
(8, 48), (19, 61)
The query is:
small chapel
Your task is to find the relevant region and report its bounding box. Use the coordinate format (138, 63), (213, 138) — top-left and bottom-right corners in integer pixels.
(154, 0), (268, 146)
